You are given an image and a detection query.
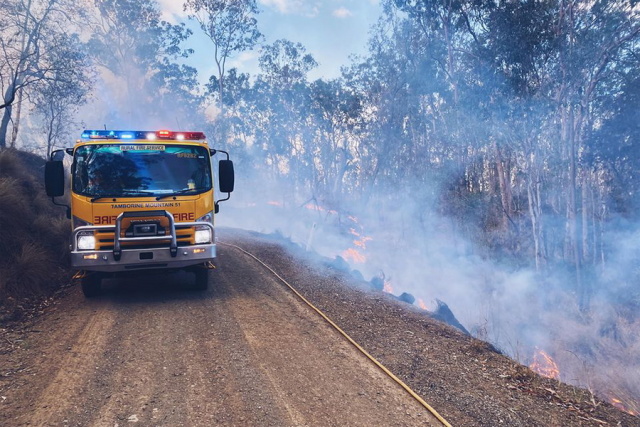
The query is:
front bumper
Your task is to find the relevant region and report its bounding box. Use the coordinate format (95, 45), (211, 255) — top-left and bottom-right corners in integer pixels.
(70, 210), (216, 272)
(71, 244), (216, 272)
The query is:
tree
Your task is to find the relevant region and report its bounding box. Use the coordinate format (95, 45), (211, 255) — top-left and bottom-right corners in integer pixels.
(308, 78), (361, 203)
(258, 39), (318, 88)
(149, 61), (204, 127)
(254, 40), (317, 190)
(87, 0), (194, 125)
(205, 67), (252, 154)
(32, 33), (92, 155)
(546, 0), (640, 308)
(184, 0), (261, 113)
(0, 0), (84, 149)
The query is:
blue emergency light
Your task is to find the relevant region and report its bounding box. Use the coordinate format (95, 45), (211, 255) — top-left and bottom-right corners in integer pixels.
(80, 130), (206, 141)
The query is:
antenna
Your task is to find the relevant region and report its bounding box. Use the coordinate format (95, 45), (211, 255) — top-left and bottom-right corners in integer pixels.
(104, 124), (107, 130)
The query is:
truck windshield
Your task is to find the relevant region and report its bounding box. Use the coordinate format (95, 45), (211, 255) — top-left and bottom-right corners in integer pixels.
(71, 144), (212, 198)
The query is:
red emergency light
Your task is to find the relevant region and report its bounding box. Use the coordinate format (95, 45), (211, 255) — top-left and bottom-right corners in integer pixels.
(80, 130), (207, 141)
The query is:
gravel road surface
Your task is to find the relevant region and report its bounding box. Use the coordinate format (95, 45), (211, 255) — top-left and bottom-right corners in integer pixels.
(0, 230), (439, 426)
(2, 229), (637, 427)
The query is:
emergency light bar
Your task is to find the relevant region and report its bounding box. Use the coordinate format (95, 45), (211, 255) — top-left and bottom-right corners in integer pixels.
(80, 130), (206, 141)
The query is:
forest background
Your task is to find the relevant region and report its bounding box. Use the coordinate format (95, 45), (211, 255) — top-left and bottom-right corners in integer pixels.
(1, 0), (639, 415)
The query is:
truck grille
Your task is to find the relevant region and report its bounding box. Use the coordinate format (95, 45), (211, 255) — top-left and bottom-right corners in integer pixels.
(95, 225), (195, 250)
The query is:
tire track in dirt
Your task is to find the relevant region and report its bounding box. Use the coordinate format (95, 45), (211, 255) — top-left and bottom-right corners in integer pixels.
(88, 301), (192, 425)
(2, 235), (439, 426)
(24, 305), (117, 426)
(218, 244), (439, 426)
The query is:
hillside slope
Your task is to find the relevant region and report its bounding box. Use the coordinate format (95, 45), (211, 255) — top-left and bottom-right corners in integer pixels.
(228, 230), (639, 426)
(0, 149), (71, 321)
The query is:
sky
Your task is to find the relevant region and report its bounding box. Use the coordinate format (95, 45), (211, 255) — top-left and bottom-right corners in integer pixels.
(158, 0), (383, 82)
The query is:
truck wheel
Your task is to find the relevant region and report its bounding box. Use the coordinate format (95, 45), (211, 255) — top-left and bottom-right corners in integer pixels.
(81, 273), (102, 298)
(193, 267), (209, 291)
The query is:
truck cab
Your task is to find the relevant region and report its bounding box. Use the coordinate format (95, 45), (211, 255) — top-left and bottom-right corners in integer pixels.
(45, 130), (234, 297)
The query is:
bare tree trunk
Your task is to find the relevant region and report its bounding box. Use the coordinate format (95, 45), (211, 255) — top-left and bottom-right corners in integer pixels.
(527, 157), (546, 271)
(46, 103), (56, 155)
(527, 180), (541, 271)
(562, 103), (584, 306)
(9, 90), (24, 148)
(581, 172), (590, 263)
(331, 146), (348, 202)
(494, 140), (513, 230)
(0, 103), (13, 149)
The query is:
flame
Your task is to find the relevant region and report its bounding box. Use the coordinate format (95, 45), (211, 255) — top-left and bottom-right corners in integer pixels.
(354, 235), (372, 247)
(342, 248), (366, 263)
(418, 299), (428, 310)
(303, 203), (337, 215)
(348, 215), (359, 223)
(341, 233), (371, 264)
(383, 280), (394, 294)
(529, 348), (560, 380)
(609, 396), (639, 416)
(268, 201), (283, 206)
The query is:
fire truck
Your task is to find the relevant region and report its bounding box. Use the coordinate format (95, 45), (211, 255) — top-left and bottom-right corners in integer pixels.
(45, 130), (234, 297)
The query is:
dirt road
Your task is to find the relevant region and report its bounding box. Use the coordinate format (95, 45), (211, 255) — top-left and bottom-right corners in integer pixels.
(0, 233), (439, 426)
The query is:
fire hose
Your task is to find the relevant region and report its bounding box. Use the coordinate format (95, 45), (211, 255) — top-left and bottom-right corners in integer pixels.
(219, 241), (453, 427)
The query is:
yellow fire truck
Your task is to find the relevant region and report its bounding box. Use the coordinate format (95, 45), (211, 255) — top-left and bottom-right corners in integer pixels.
(45, 130), (234, 297)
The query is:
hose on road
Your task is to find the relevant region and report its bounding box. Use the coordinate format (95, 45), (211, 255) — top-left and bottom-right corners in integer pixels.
(219, 241), (453, 427)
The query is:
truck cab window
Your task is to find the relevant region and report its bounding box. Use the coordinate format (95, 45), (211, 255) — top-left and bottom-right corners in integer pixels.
(72, 144), (212, 197)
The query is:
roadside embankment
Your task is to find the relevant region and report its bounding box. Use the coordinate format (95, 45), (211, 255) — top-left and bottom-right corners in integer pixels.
(0, 149), (71, 321)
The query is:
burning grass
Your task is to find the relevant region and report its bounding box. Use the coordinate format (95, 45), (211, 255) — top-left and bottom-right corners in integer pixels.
(529, 348), (560, 380)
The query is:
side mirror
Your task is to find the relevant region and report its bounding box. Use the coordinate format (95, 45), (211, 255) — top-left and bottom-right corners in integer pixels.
(219, 160), (234, 193)
(45, 161), (65, 197)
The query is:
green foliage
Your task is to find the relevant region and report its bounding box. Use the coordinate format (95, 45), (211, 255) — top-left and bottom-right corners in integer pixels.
(0, 0), (90, 148)
(258, 39), (318, 88)
(87, 0), (198, 125)
(89, 0), (186, 70)
(208, 0), (639, 286)
(184, 0), (261, 61)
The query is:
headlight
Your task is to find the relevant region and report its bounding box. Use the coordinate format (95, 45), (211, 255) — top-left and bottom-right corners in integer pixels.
(194, 228), (212, 244)
(77, 233), (96, 250)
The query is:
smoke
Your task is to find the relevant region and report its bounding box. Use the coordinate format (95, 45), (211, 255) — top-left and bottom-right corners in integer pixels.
(221, 163), (640, 410)
(57, 0), (639, 413)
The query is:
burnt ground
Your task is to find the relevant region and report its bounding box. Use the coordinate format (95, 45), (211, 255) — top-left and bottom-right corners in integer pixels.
(0, 228), (638, 426)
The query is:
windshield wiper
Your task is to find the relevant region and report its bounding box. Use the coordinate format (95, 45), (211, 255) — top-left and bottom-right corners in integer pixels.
(90, 190), (156, 202)
(155, 188), (202, 201)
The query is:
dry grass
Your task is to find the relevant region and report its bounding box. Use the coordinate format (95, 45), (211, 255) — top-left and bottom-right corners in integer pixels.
(0, 149), (71, 321)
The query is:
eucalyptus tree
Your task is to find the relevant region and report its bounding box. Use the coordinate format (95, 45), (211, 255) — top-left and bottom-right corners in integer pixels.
(479, 0), (558, 266)
(345, 5), (470, 210)
(149, 61), (203, 127)
(87, 0), (194, 125)
(542, 0), (640, 307)
(205, 68), (254, 164)
(258, 39), (318, 89)
(0, 0), (87, 149)
(32, 33), (93, 155)
(308, 78), (362, 204)
(589, 72), (640, 217)
(254, 39), (317, 195)
(184, 0), (261, 114)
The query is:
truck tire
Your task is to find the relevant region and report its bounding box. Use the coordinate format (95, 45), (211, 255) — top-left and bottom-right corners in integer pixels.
(81, 273), (102, 298)
(193, 267), (209, 291)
